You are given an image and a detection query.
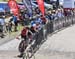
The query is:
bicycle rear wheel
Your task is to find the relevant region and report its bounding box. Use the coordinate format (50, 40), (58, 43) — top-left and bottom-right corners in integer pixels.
(28, 46), (35, 59)
(18, 40), (27, 53)
(23, 52), (30, 59)
(23, 46), (35, 59)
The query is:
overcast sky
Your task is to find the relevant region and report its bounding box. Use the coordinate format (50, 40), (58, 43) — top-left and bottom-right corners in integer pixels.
(59, 0), (63, 2)
(50, 0), (63, 2)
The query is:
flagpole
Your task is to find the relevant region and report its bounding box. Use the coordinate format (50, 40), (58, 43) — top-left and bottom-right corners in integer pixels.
(22, 0), (33, 20)
(22, 0), (28, 11)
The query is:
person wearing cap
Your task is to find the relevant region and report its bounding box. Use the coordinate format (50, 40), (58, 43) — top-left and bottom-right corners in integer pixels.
(13, 15), (18, 32)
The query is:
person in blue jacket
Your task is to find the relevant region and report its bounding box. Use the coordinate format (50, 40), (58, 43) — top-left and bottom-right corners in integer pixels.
(13, 15), (18, 32)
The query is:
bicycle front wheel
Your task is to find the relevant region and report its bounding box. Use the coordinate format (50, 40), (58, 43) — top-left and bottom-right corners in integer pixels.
(23, 52), (30, 59)
(18, 40), (27, 53)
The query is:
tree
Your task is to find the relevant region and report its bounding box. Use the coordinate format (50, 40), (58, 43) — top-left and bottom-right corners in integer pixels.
(44, 0), (50, 4)
(3, 0), (8, 2)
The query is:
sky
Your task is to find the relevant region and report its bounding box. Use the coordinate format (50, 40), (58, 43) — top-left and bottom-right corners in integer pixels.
(50, 0), (63, 2)
(59, 0), (63, 2)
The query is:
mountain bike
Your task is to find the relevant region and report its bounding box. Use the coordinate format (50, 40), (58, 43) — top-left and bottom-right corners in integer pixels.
(22, 39), (35, 59)
(18, 36), (35, 59)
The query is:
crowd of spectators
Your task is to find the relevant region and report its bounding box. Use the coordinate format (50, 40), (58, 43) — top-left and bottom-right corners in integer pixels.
(0, 7), (74, 38)
(17, 8), (75, 57)
(0, 6), (75, 58)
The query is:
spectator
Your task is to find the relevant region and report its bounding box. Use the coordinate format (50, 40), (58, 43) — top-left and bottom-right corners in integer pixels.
(35, 16), (42, 24)
(46, 12), (53, 21)
(18, 26), (33, 57)
(0, 16), (5, 38)
(57, 9), (63, 18)
(23, 13), (30, 26)
(6, 21), (13, 32)
(40, 15), (47, 24)
(35, 7), (40, 14)
(13, 15), (18, 32)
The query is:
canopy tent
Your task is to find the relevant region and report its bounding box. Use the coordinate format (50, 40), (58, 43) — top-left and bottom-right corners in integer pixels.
(0, 8), (5, 12)
(0, 8), (5, 16)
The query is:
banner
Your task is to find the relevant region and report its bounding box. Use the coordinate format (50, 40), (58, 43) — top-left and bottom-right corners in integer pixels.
(8, 0), (19, 16)
(22, 0), (32, 17)
(37, 0), (45, 16)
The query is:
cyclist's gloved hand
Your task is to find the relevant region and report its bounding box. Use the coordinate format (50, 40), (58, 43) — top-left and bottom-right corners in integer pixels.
(16, 36), (19, 40)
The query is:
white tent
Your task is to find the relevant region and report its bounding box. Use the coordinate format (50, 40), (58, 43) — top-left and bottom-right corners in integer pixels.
(0, 8), (5, 12)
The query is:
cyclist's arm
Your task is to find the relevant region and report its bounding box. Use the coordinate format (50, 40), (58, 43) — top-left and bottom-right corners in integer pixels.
(28, 30), (33, 35)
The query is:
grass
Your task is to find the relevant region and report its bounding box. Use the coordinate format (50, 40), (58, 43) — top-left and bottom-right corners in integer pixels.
(8, 25), (23, 37)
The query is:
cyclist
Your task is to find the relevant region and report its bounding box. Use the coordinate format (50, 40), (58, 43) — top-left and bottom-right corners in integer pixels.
(18, 26), (33, 58)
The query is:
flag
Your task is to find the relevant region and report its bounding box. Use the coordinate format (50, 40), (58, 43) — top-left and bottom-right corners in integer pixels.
(8, 0), (19, 16)
(36, 0), (45, 16)
(22, 0), (32, 17)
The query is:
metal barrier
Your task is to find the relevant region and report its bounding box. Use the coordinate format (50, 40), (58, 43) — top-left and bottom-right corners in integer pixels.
(31, 14), (75, 49)
(20, 14), (75, 59)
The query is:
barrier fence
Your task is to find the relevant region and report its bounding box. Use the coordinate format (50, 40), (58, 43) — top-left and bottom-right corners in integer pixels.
(18, 14), (75, 59)
(30, 14), (75, 53)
